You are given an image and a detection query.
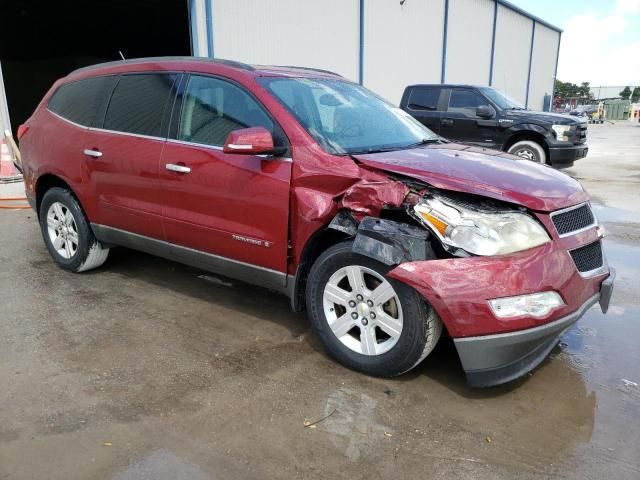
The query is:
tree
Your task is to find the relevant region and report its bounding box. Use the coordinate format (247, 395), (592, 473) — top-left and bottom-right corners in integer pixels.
(631, 87), (640, 103)
(554, 80), (593, 100)
(619, 86), (631, 99)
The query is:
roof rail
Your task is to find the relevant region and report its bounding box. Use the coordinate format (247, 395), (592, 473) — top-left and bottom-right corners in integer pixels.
(257, 65), (343, 77)
(70, 56), (255, 75)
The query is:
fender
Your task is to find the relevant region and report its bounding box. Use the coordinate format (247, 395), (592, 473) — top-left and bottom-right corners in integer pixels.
(503, 123), (554, 149)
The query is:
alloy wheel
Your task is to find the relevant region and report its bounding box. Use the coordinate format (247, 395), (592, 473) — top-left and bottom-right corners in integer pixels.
(46, 201), (79, 259)
(323, 265), (403, 356)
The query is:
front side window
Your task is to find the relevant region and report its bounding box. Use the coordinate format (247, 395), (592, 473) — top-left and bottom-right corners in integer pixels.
(177, 75), (274, 147)
(478, 87), (525, 110)
(447, 89), (491, 118)
(103, 73), (177, 137)
(258, 77), (438, 155)
(48, 76), (117, 127)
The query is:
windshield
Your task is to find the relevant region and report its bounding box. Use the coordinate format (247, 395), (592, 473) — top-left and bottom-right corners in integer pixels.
(478, 87), (525, 110)
(258, 77), (439, 155)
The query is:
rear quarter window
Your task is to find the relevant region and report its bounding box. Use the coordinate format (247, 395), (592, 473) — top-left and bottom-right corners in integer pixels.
(48, 76), (117, 127)
(103, 73), (177, 137)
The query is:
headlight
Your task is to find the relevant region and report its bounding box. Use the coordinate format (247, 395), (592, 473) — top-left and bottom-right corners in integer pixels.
(413, 196), (550, 256)
(551, 124), (571, 142)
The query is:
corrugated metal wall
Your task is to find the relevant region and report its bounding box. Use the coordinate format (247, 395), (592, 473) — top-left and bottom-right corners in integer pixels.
(492, 4), (534, 105)
(191, 0), (560, 109)
(528, 23), (559, 111)
(210, 0), (359, 81)
(363, 0), (444, 104)
(445, 0), (494, 85)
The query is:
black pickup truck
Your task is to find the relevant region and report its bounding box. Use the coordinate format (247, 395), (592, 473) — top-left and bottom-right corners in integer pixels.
(400, 84), (588, 168)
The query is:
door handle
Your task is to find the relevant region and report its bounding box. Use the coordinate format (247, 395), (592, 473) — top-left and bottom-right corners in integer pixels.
(165, 163), (191, 174)
(83, 148), (102, 158)
(441, 118), (454, 127)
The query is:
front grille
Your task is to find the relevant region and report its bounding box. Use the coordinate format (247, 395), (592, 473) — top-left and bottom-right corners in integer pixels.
(570, 241), (603, 273)
(551, 203), (595, 236)
(574, 124), (588, 144)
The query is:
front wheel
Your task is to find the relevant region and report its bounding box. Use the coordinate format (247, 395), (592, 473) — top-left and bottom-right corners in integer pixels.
(507, 140), (547, 164)
(305, 242), (442, 377)
(39, 187), (109, 272)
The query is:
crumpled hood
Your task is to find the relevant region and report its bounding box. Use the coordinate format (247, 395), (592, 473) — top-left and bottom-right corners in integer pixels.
(353, 144), (588, 212)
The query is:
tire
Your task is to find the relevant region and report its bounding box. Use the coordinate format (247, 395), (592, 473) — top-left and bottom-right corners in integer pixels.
(39, 187), (109, 272)
(507, 140), (547, 164)
(305, 241), (442, 377)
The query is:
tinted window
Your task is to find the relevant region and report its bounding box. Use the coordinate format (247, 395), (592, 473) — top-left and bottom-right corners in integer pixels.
(104, 74), (176, 137)
(177, 75), (274, 147)
(447, 89), (490, 117)
(48, 76), (116, 127)
(408, 87), (440, 111)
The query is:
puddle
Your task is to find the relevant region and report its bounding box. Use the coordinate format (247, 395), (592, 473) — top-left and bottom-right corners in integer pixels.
(592, 203), (640, 224)
(113, 449), (209, 480)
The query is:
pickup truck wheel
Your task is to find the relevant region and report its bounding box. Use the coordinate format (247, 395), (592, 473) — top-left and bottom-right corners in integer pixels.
(306, 241), (442, 377)
(508, 140), (546, 164)
(39, 187), (109, 272)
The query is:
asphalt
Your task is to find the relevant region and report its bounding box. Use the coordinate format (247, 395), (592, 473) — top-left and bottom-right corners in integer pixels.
(1, 121), (639, 479)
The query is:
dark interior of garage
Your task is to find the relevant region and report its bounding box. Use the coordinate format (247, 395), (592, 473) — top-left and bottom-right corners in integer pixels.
(0, 0), (191, 135)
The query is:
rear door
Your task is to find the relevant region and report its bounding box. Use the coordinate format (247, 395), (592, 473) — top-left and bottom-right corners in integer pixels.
(440, 88), (497, 147)
(160, 74), (292, 286)
(403, 86), (443, 134)
(86, 73), (178, 239)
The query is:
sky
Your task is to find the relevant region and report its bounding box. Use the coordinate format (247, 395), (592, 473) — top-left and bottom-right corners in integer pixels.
(509, 0), (640, 87)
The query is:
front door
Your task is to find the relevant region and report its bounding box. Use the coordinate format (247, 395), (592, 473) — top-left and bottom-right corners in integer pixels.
(160, 74), (292, 287)
(440, 88), (497, 148)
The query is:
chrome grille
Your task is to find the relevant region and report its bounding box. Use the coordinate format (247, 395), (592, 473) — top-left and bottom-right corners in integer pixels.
(570, 241), (603, 273)
(551, 203), (595, 236)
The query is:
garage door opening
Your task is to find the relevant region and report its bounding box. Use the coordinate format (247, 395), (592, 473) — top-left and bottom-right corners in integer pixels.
(0, 0), (191, 135)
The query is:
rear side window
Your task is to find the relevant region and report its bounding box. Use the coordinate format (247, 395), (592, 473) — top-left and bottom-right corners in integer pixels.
(408, 87), (440, 111)
(48, 76), (116, 127)
(103, 74), (177, 137)
(176, 75), (274, 147)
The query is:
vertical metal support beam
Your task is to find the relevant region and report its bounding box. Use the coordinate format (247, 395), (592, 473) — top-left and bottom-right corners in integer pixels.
(441, 0), (449, 83)
(205, 0), (214, 58)
(359, 0), (364, 85)
(525, 20), (535, 109)
(550, 32), (561, 112)
(489, 0), (498, 86)
(188, 0), (196, 56)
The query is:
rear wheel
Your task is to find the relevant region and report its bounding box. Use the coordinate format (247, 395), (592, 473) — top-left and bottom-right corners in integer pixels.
(508, 140), (546, 164)
(39, 187), (109, 272)
(305, 241), (442, 377)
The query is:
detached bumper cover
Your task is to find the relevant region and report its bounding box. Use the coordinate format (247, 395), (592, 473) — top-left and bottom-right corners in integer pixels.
(456, 271), (613, 387)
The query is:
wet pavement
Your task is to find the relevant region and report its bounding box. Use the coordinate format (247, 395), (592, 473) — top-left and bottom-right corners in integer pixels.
(1, 122), (639, 479)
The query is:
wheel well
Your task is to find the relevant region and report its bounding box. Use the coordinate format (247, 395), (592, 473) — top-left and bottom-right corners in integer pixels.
(504, 132), (549, 163)
(35, 174), (73, 217)
(290, 228), (351, 312)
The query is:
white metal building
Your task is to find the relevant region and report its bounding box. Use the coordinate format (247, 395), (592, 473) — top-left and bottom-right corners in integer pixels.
(188, 0), (562, 110)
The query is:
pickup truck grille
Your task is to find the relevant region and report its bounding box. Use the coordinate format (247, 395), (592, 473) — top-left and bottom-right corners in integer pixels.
(574, 123), (588, 144)
(570, 240), (603, 274)
(551, 203), (595, 236)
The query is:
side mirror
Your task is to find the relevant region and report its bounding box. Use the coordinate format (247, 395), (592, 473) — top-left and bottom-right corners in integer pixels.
(476, 105), (494, 118)
(223, 127), (275, 155)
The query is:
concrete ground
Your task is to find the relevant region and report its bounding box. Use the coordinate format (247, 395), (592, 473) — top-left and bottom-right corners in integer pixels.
(1, 121), (639, 479)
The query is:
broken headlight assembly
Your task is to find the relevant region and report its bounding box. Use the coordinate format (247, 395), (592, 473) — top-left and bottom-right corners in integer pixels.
(412, 195), (550, 256)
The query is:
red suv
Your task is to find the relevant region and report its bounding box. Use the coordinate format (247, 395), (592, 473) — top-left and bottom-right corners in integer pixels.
(19, 57), (614, 387)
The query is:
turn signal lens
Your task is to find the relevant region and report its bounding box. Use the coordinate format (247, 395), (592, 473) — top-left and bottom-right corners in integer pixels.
(418, 211), (448, 236)
(488, 292), (564, 319)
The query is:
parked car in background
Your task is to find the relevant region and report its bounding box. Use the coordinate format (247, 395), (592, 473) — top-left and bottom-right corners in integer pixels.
(400, 84), (589, 168)
(18, 58), (613, 387)
(569, 104), (597, 118)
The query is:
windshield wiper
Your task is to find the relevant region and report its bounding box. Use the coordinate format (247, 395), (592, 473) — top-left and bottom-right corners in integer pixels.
(505, 107), (526, 111)
(349, 139), (442, 155)
(406, 138), (441, 148)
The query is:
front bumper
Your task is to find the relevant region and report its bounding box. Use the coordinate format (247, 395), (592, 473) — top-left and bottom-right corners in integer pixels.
(455, 270), (614, 387)
(549, 144), (588, 168)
